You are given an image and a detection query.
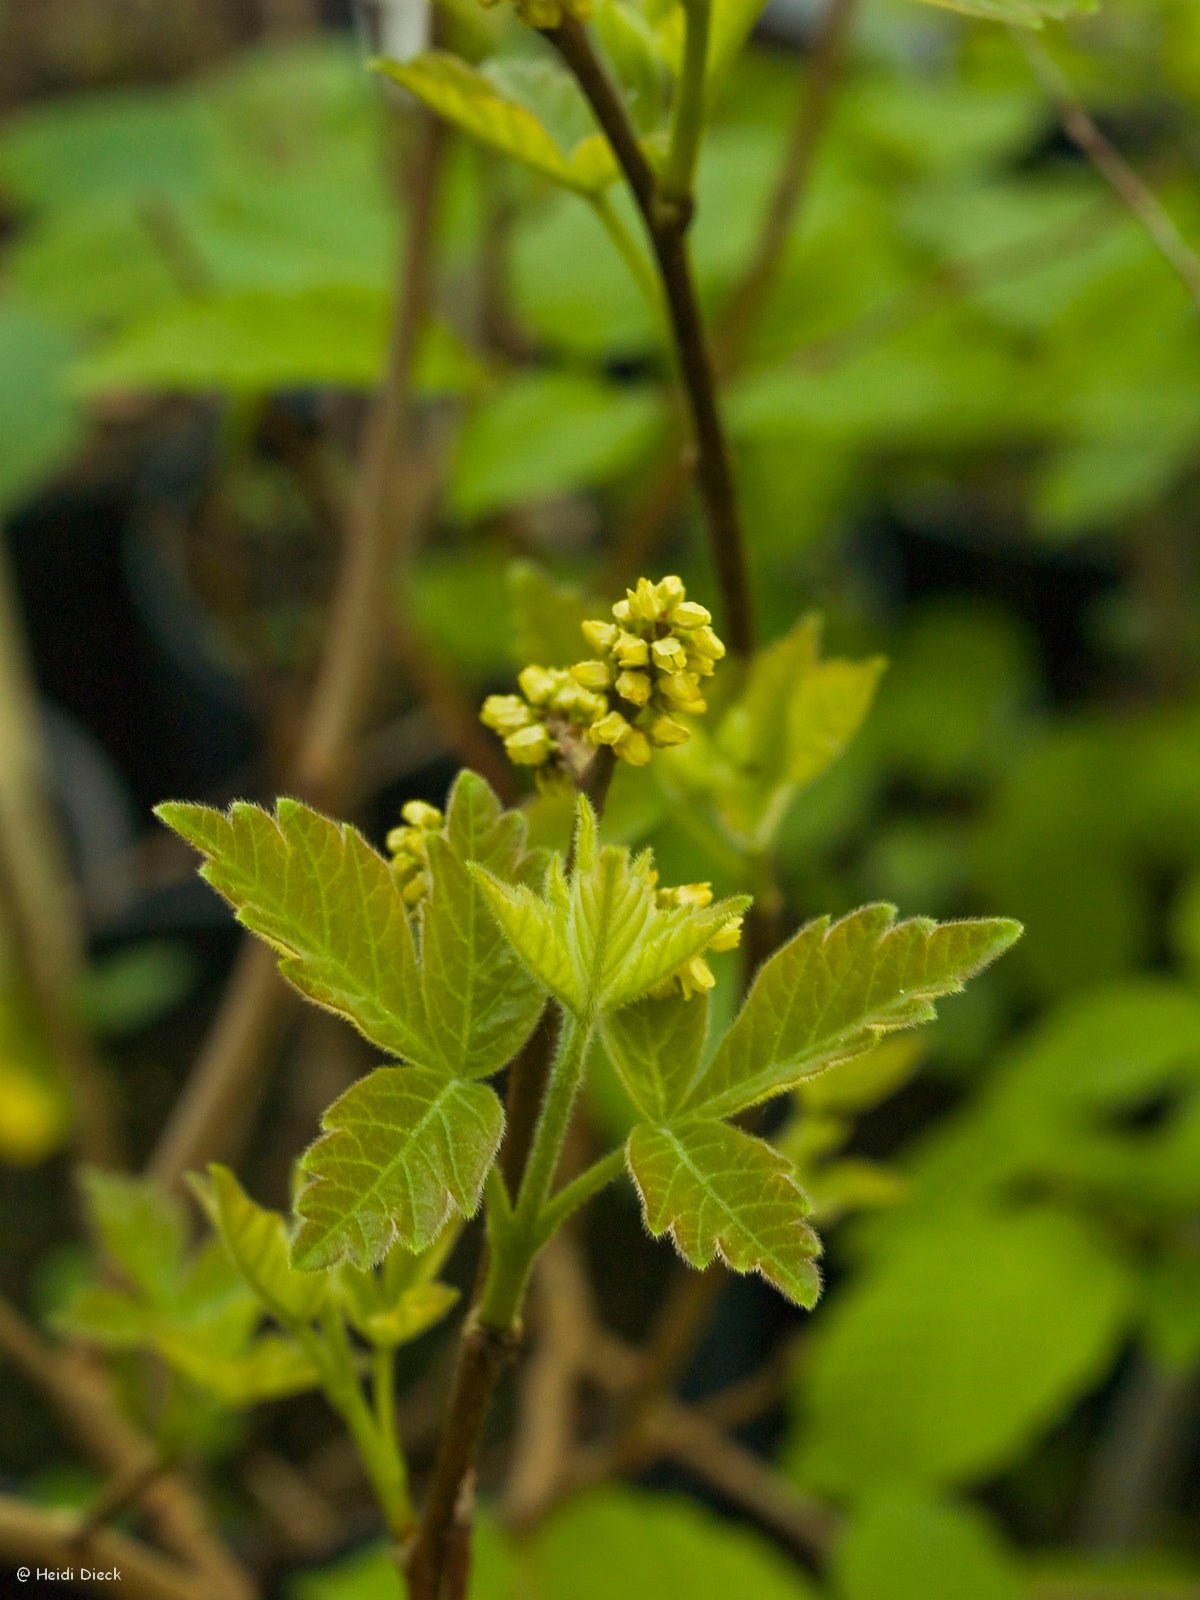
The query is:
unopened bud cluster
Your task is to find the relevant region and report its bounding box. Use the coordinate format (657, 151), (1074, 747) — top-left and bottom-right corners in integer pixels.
(386, 800), (443, 907)
(647, 875), (744, 1000)
(476, 0), (590, 31)
(481, 576), (725, 779)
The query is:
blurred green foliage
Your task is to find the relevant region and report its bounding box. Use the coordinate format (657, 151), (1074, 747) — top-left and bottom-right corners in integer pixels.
(2, 0), (1200, 1594)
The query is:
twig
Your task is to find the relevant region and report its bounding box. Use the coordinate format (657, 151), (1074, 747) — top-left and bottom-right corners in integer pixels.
(0, 547), (122, 1166)
(146, 109), (446, 1193)
(718, 0), (860, 369)
(544, 16), (755, 656)
(0, 1496), (206, 1600)
(646, 1404), (839, 1555)
(1016, 31), (1200, 310)
(0, 1296), (254, 1598)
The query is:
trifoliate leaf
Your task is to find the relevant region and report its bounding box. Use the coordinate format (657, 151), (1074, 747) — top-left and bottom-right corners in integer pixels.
(156, 798), (427, 1063)
(421, 771), (547, 1080)
(627, 1120), (822, 1308)
(683, 906), (1021, 1119)
(292, 1067), (504, 1271)
(375, 54), (616, 195)
(601, 991), (710, 1121)
(193, 1164), (328, 1327)
(473, 799), (748, 1019)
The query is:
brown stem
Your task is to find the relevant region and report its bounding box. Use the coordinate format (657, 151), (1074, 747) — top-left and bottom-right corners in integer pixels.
(1016, 32), (1200, 311)
(718, 0), (860, 371)
(0, 1297), (254, 1597)
(545, 16), (755, 657)
(146, 110), (446, 1193)
(0, 1495), (207, 1600)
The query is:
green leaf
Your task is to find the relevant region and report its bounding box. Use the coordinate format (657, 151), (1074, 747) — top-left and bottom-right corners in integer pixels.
(601, 991), (709, 1122)
(0, 309), (81, 517)
(194, 1164), (328, 1326)
(835, 1492), (1022, 1600)
(157, 776), (545, 1079)
(73, 291), (478, 395)
(156, 797), (428, 1063)
(907, 0), (1095, 24)
(791, 1208), (1134, 1494)
(507, 560), (596, 671)
(682, 906), (1022, 1120)
(707, 617), (885, 850)
(292, 1067), (505, 1271)
(627, 1120), (822, 1308)
(375, 54), (616, 194)
(524, 1486), (822, 1600)
(78, 1168), (187, 1300)
(450, 372), (661, 520)
(473, 799), (748, 1019)
(158, 1331), (323, 1405)
(335, 1225), (460, 1347)
(421, 771), (549, 1080)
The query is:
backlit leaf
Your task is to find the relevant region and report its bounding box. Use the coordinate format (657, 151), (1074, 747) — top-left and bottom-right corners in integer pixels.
(157, 798), (426, 1060)
(683, 906), (1021, 1119)
(376, 54), (616, 194)
(194, 1164), (328, 1326)
(292, 1067), (504, 1271)
(627, 1120), (822, 1307)
(601, 991), (709, 1121)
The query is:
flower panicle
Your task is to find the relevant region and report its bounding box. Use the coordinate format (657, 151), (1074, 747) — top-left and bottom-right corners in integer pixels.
(480, 575), (725, 780)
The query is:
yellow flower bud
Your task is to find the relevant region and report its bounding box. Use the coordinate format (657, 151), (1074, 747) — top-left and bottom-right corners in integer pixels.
(517, 665), (558, 705)
(615, 726), (652, 766)
(506, 724), (554, 766)
(678, 956), (716, 998)
(668, 600), (711, 631)
(401, 872), (429, 907)
(480, 694), (533, 735)
(659, 672), (706, 712)
(689, 625), (726, 662)
(582, 619), (618, 655)
(656, 575), (686, 609)
(708, 916), (744, 953)
(614, 631), (650, 668)
(400, 800), (443, 831)
(590, 710), (630, 747)
(570, 658), (612, 691)
(615, 669), (652, 707)
(651, 636), (688, 673)
(647, 714), (690, 747)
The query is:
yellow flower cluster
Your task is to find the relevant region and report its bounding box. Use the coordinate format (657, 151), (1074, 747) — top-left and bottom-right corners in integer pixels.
(386, 800), (444, 907)
(477, 0), (591, 31)
(648, 877), (744, 999)
(480, 576), (725, 778)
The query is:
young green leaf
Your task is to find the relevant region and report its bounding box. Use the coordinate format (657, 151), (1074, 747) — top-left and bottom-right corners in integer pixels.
(375, 54), (616, 194)
(336, 1225), (461, 1347)
(627, 1120), (822, 1308)
(421, 771), (548, 1079)
(78, 1167), (188, 1300)
(155, 797), (428, 1063)
(474, 799), (748, 1019)
(157, 1331), (323, 1406)
(601, 990), (709, 1121)
(157, 775), (545, 1080)
(681, 906), (1022, 1120)
(292, 1067), (505, 1271)
(710, 616), (885, 850)
(193, 1164), (328, 1327)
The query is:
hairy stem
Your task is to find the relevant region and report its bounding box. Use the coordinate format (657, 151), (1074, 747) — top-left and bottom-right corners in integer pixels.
(545, 15), (755, 656)
(147, 109), (445, 1192)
